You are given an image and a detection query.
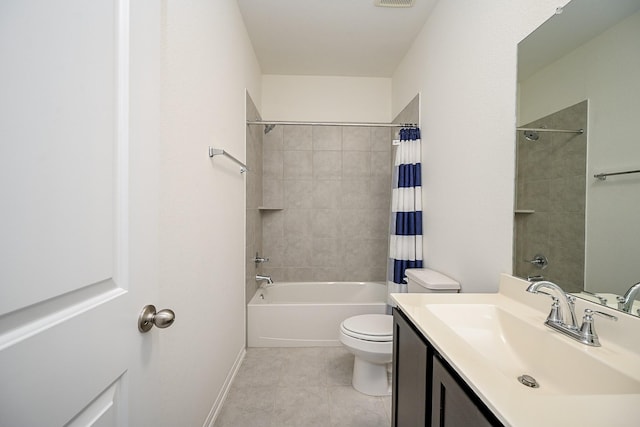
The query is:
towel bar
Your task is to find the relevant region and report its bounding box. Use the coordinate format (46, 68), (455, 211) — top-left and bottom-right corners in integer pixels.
(208, 146), (248, 173)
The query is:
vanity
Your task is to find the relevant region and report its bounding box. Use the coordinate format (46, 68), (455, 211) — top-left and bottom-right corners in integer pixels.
(392, 305), (502, 427)
(390, 274), (640, 427)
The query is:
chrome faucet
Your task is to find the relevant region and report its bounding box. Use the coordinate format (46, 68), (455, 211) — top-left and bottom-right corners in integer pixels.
(526, 280), (617, 347)
(526, 281), (578, 328)
(617, 281), (640, 313)
(256, 275), (273, 286)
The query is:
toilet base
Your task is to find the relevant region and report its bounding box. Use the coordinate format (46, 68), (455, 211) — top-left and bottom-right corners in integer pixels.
(352, 357), (391, 396)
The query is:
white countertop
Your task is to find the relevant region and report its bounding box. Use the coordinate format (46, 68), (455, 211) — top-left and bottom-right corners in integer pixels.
(391, 274), (640, 427)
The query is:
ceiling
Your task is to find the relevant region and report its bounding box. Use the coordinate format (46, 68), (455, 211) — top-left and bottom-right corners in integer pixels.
(236, 0), (438, 77)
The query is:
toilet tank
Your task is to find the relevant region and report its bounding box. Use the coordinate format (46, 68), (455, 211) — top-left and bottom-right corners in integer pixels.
(404, 269), (460, 293)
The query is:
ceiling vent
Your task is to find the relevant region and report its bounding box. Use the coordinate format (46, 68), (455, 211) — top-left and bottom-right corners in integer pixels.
(374, 0), (415, 8)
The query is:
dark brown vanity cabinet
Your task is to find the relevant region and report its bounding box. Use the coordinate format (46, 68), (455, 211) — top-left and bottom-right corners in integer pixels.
(392, 306), (431, 426)
(392, 308), (503, 427)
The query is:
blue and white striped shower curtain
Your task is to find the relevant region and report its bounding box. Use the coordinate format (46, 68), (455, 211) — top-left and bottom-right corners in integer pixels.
(387, 127), (423, 303)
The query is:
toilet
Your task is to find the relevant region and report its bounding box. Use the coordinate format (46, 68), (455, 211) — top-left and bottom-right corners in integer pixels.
(339, 269), (460, 396)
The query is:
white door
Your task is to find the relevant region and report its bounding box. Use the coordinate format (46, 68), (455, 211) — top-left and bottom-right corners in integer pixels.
(0, 1), (163, 425)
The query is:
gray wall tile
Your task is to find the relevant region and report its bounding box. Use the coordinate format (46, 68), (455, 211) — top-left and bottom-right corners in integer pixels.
(283, 267), (315, 282)
(340, 178), (370, 209)
(313, 151), (342, 179)
(284, 150), (313, 178)
(371, 151), (391, 175)
(311, 238), (342, 267)
(313, 180), (341, 209)
(313, 126), (342, 151)
(284, 209), (313, 238)
(283, 235), (312, 266)
(371, 127), (392, 152)
(263, 149), (283, 179)
(263, 178), (283, 207)
(284, 180), (313, 208)
(343, 127), (371, 151)
(342, 151), (371, 177)
(284, 125), (312, 150)
(340, 210), (370, 239)
(312, 209), (340, 238)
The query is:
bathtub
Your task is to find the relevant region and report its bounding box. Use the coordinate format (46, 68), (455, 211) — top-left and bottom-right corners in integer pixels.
(247, 281), (387, 347)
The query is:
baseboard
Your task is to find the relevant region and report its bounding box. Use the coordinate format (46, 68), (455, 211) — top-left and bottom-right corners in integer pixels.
(203, 346), (246, 427)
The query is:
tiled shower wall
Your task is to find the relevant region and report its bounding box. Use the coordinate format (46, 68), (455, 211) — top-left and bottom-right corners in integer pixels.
(514, 100), (587, 293)
(245, 93), (263, 302)
(260, 125), (393, 282)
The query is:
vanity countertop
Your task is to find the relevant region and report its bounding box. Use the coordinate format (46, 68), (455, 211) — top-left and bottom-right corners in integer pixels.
(391, 274), (640, 427)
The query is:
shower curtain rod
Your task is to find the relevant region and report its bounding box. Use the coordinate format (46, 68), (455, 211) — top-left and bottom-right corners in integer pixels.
(516, 127), (584, 134)
(247, 120), (418, 128)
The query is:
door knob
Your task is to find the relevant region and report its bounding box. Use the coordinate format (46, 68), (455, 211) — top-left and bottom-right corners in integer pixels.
(138, 305), (176, 333)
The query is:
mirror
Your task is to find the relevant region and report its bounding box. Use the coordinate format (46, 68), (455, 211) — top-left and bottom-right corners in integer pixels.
(515, 0), (640, 316)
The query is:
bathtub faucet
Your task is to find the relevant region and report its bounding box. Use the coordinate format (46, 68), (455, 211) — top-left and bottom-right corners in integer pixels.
(256, 275), (273, 287)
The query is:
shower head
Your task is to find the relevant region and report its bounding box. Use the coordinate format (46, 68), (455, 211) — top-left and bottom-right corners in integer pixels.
(264, 124), (276, 134)
(523, 130), (539, 141)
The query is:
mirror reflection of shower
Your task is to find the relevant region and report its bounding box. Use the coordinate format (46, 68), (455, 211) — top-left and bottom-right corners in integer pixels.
(513, 100), (588, 293)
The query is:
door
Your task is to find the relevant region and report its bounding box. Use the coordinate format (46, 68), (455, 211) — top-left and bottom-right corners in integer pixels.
(0, 1), (163, 425)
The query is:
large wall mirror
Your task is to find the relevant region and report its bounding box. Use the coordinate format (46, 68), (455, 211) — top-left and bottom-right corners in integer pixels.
(515, 0), (640, 316)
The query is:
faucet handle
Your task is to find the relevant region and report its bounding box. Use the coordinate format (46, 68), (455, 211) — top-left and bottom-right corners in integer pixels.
(253, 252), (270, 264)
(545, 297), (563, 324)
(586, 309), (618, 322)
(579, 309), (618, 347)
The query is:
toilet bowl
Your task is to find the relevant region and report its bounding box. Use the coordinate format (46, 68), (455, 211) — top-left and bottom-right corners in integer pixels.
(339, 268), (461, 396)
(339, 314), (393, 396)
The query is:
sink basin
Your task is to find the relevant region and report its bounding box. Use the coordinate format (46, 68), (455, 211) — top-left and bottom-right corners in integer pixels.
(425, 303), (640, 395)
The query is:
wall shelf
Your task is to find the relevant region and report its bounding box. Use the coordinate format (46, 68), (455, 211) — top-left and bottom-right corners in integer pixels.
(258, 206), (283, 211)
(514, 209), (535, 214)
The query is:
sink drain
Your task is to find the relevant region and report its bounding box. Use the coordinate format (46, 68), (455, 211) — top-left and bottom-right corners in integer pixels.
(517, 374), (539, 388)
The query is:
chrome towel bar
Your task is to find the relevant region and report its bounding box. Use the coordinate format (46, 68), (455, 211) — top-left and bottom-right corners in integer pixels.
(208, 146), (248, 173)
(594, 169), (640, 181)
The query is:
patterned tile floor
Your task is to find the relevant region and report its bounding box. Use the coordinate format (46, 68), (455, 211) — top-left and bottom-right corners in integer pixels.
(214, 347), (391, 427)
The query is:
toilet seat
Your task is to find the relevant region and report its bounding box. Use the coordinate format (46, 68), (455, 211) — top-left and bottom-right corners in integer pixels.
(340, 314), (393, 342)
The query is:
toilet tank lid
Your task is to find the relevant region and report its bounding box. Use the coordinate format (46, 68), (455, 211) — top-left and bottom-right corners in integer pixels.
(404, 268), (460, 290)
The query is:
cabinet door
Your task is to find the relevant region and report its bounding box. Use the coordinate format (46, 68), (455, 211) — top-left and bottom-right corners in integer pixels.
(393, 308), (430, 427)
(431, 355), (498, 427)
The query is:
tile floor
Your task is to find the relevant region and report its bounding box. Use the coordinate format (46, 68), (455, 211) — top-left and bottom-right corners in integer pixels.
(213, 347), (392, 427)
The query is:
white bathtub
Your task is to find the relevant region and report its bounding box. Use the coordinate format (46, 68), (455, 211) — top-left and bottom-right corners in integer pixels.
(247, 281), (387, 347)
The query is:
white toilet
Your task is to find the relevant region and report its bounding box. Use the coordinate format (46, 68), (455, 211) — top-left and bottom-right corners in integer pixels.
(339, 269), (460, 396)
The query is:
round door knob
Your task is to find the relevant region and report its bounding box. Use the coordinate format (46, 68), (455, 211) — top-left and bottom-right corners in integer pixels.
(138, 304), (176, 333)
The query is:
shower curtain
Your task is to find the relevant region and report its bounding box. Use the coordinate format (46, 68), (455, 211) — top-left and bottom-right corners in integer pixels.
(387, 127), (423, 304)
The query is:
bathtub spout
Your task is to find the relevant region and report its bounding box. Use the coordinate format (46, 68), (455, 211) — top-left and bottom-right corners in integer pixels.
(256, 275), (273, 286)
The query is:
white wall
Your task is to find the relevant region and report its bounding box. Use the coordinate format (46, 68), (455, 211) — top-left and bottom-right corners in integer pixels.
(159, 1), (261, 425)
(391, 0), (570, 292)
(262, 74), (391, 122)
(519, 11), (640, 295)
